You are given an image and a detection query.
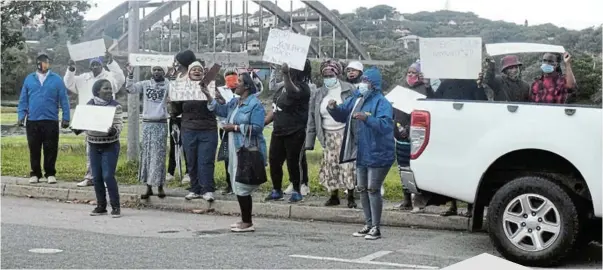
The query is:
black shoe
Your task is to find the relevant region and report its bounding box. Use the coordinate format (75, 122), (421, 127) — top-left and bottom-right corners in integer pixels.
(365, 227), (381, 240)
(157, 186), (166, 199)
(324, 196), (340, 206)
(111, 208), (121, 218)
(347, 199), (357, 208)
(352, 225), (371, 237)
(90, 206), (108, 216)
(141, 185), (153, 199)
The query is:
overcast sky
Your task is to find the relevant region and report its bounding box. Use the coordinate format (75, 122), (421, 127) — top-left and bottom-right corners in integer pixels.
(84, 0), (601, 30)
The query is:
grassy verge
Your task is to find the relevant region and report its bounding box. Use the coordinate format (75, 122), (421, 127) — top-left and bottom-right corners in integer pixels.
(1, 111), (404, 200)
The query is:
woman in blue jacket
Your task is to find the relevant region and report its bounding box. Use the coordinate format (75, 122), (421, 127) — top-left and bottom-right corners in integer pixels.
(327, 67), (395, 240)
(205, 72), (267, 233)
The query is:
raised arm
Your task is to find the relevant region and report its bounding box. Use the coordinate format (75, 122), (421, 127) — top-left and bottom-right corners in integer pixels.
(328, 94), (356, 123)
(563, 52), (577, 90)
(63, 62), (78, 94)
(125, 77), (144, 94)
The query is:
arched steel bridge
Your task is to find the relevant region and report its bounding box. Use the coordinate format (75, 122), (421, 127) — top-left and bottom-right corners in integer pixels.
(84, 0), (373, 61)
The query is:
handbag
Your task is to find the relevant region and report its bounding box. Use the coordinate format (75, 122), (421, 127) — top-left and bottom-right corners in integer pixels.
(217, 131), (228, 162)
(235, 121), (267, 186)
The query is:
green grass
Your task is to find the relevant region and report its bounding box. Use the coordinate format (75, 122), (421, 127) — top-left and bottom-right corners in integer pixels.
(1, 110), (404, 200)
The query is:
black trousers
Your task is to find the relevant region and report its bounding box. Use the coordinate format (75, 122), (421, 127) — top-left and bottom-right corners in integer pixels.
(269, 129), (306, 193)
(301, 152), (308, 185)
(26, 120), (59, 178)
(219, 128), (232, 190)
(168, 118), (188, 175)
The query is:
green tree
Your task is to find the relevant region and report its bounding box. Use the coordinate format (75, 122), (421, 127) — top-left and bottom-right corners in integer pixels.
(0, 0), (93, 52)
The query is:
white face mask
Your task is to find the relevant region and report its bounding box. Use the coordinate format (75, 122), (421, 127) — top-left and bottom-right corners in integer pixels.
(358, 82), (370, 96)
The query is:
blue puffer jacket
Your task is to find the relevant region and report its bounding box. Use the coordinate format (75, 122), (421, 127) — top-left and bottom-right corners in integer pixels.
(328, 67), (395, 168)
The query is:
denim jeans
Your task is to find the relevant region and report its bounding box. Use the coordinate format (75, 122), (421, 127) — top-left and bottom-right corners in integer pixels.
(88, 142), (120, 208)
(182, 129), (218, 194)
(357, 166), (390, 228)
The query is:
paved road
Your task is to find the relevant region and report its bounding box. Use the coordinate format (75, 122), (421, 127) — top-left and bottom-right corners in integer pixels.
(1, 197), (600, 269)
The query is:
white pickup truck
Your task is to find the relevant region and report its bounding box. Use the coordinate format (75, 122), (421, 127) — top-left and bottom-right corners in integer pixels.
(399, 100), (602, 267)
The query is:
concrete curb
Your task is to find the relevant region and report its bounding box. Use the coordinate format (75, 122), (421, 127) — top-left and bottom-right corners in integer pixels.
(1, 183), (469, 231)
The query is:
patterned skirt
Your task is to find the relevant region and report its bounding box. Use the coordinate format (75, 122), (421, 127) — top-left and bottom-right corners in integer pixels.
(139, 121), (168, 186)
(319, 129), (356, 192)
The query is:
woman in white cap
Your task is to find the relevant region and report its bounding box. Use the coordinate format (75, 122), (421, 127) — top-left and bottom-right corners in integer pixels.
(345, 61), (364, 86)
(125, 64), (171, 199)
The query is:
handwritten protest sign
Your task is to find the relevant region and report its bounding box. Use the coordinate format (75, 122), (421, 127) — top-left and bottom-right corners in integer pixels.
(169, 80), (216, 101)
(128, 53), (174, 67)
(263, 29), (311, 70)
(485, 43), (565, 56)
(199, 52), (249, 68)
(67, 39), (106, 61)
(385, 86), (427, 114)
(70, 105), (116, 132)
(420, 37), (482, 79)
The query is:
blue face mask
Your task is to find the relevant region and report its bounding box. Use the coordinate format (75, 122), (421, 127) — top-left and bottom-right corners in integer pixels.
(541, 63), (555, 73)
(323, 77), (337, 88)
(358, 83), (370, 96)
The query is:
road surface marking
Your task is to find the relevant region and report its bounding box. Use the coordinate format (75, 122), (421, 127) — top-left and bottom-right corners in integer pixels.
(289, 254), (438, 269)
(356, 250), (393, 261)
(28, 248), (63, 254)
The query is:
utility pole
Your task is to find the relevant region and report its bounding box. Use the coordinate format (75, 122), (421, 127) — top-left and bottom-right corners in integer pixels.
(127, 0), (140, 162)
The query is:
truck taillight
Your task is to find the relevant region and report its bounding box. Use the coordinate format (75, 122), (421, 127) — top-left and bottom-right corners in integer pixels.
(410, 110), (430, 159)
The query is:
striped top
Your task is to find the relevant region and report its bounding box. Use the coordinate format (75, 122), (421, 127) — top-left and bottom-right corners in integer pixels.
(85, 100), (123, 144)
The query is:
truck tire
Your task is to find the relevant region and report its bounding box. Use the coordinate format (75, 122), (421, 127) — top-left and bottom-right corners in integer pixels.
(487, 176), (580, 267)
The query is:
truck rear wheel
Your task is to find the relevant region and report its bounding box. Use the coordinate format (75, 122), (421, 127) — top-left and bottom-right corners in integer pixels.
(487, 176), (580, 267)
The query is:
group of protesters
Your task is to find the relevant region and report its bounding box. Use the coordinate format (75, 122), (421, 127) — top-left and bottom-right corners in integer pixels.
(17, 46), (576, 237)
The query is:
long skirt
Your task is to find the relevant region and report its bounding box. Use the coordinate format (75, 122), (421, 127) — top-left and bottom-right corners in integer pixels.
(139, 121), (168, 187)
(319, 129), (356, 192)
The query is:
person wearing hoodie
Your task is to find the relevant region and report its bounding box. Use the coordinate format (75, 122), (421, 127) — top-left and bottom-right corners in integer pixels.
(64, 51), (126, 188)
(345, 61), (364, 86)
(394, 60), (435, 211)
(72, 79), (124, 218)
(125, 64), (170, 199)
(482, 55), (530, 102)
(327, 67), (395, 240)
(171, 60), (218, 202)
(18, 53), (71, 185)
(166, 50), (196, 184)
(306, 59), (357, 208)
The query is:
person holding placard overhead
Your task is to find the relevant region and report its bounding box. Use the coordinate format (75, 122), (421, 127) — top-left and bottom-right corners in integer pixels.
(125, 64), (170, 199)
(171, 60), (218, 202)
(530, 52), (577, 104)
(327, 67), (395, 240)
(64, 51), (126, 188)
(394, 60), (435, 211)
(17, 53), (71, 185)
(205, 72), (267, 232)
(264, 60), (312, 203)
(71, 79), (124, 218)
(306, 59), (357, 208)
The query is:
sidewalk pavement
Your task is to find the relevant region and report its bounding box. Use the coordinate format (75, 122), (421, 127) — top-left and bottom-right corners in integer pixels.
(0, 176), (470, 231)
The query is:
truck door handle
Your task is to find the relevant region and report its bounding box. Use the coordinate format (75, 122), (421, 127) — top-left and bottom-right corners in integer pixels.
(507, 105), (518, 113)
(564, 108), (576, 116)
(452, 103), (463, 110)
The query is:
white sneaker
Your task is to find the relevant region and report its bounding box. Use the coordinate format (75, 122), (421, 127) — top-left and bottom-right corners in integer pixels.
(28, 176), (39, 184)
(381, 184), (385, 196)
(166, 174), (175, 181)
(182, 174), (191, 184)
(184, 192), (201, 200)
(231, 224), (255, 232)
(47, 176), (57, 184)
(300, 184), (310, 196)
(283, 183), (294, 195)
(202, 192), (215, 202)
(77, 179), (93, 187)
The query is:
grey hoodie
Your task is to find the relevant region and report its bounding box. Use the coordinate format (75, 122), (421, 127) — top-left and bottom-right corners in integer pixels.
(125, 78), (169, 121)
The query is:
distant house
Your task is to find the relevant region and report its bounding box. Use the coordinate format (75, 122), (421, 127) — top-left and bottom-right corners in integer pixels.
(448, 20), (457, 25)
(215, 33), (226, 42)
(391, 14), (406, 21)
(300, 22), (318, 31)
(394, 28), (412, 36)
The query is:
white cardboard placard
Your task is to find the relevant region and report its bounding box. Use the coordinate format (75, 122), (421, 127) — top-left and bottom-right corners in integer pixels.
(385, 86), (427, 114)
(67, 39), (106, 61)
(128, 53), (174, 67)
(70, 105), (116, 132)
(169, 80), (216, 101)
(420, 37), (482, 79)
(263, 29), (311, 70)
(485, 42), (565, 56)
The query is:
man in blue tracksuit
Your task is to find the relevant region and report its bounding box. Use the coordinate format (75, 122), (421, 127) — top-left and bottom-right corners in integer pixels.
(17, 53), (71, 184)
